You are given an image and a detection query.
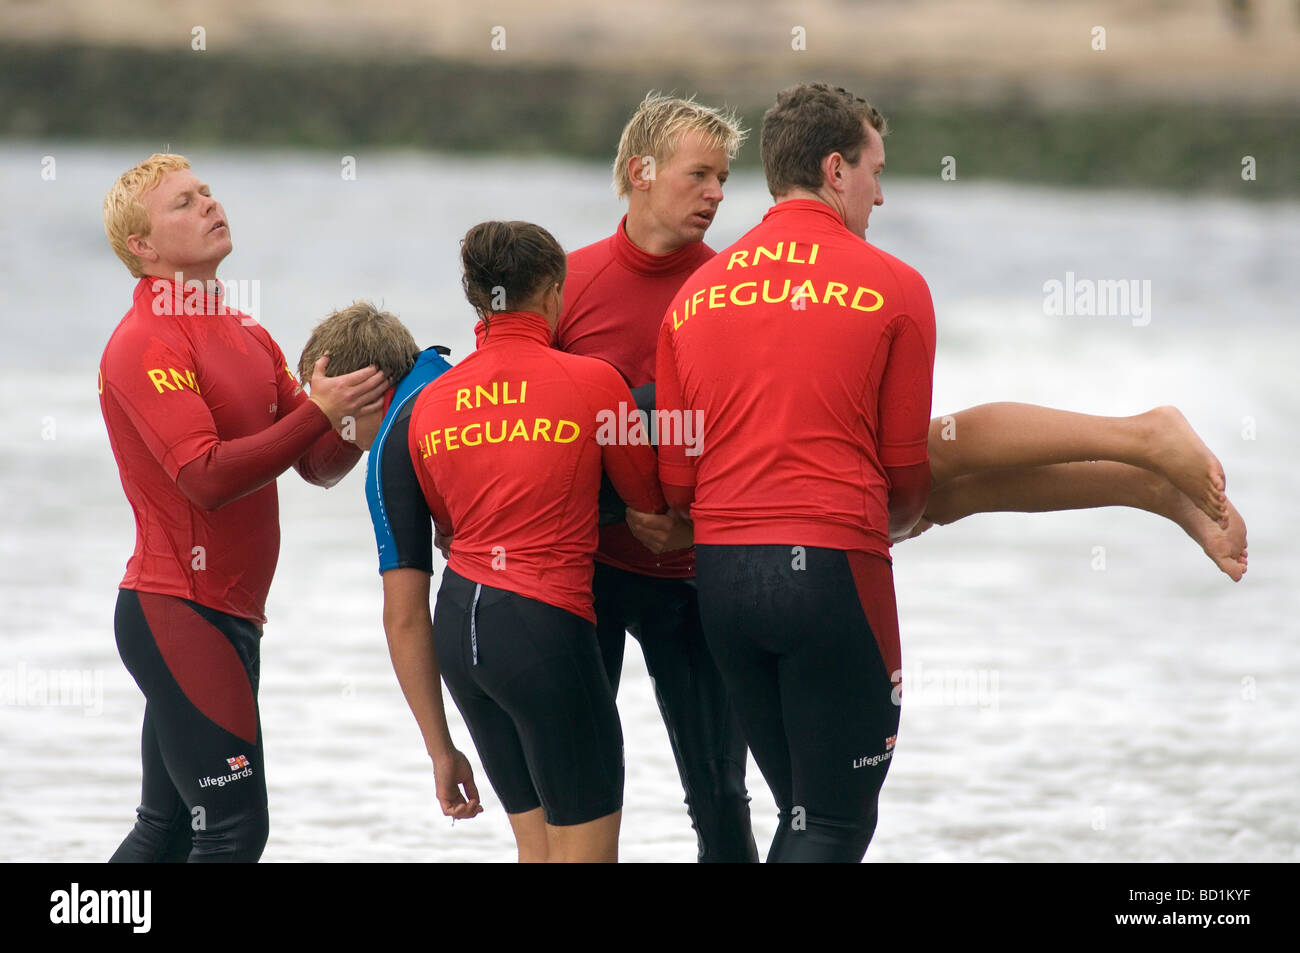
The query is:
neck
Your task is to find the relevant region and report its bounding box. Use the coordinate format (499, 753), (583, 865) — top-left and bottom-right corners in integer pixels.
(775, 187), (845, 223)
(144, 263), (220, 286)
(624, 203), (689, 257)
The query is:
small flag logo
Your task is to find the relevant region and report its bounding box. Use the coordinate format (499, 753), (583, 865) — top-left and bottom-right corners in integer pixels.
(227, 755), (249, 771)
(884, 735), (896, 751)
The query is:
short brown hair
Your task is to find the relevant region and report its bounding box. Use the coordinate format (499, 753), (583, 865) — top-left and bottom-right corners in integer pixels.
(760, 84), (888, 198)
(460, 221), (566, 320)
(297, 301), (420, 386)
(103, 153), (192, 277)
(612, 92), (747, 199)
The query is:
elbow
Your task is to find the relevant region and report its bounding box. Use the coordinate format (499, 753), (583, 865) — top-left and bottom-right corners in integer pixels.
(176, 477), (233, 513)
(300, 467), (344, 490)
(885, 463), (932, 538)
(382, 590), (433, 635)
(383, 608), (432, 641)
(887, 499), (928, 539)
(296, 442), (362, 489)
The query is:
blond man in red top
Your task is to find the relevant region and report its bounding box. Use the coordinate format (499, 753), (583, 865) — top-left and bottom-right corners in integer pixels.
(99, 154), (387, 861)
(557, 93), (760, 862)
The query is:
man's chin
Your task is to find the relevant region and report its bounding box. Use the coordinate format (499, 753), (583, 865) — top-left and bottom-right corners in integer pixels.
(679, 223), (709, 245)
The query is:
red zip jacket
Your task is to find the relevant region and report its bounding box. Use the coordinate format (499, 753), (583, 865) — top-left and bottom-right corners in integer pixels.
(557, 217), (714, 578)
(409, 311), (665, 622)
(99, 276), (360, 622)
(656, 200), (936, 560)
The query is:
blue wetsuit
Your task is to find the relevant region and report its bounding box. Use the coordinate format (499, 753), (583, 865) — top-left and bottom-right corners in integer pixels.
(365, 346), (453, 572)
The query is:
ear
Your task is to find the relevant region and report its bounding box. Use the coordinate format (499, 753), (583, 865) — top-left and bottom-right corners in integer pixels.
(126, 233), (159, 264)
(822, 151), (845, 194)
(628, 154), (655, 193)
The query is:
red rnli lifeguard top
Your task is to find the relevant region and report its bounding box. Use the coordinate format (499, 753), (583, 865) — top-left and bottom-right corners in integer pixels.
(655, 200), (937, 560)
(408, 311), (665, 622)
(556, 217), (714, 578)
(99, 277), (360, 623)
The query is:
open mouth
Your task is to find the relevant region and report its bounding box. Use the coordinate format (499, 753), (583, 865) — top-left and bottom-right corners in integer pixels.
(210, 220), (227, 233)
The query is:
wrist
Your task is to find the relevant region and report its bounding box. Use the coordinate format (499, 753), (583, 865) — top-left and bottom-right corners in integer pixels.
(307, 394), (334, 427)
(427, 736), (456, 761)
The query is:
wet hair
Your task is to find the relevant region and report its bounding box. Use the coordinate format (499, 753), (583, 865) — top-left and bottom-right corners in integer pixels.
(612, 91), (747, 198)
(103, 153), (192, 277)
(460, 221), (566, 328)
(297, 300), (420, 385)
(760, 84), (888, 199)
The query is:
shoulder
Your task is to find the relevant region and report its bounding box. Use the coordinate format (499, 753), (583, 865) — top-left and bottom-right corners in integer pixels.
(562, 234), (617, 317)
(856, 240), (928, 290)
(551, 348), (625, 392)
(100, 301), (188, 374)
(566, 234), (615, 286)
(567, 233), (615, 270)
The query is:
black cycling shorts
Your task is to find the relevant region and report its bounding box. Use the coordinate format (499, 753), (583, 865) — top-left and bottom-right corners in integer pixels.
(433, 567), (624, 827)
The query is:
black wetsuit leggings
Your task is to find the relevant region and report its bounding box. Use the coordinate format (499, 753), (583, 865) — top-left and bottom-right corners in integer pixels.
(694, 545), (902, 863)
(109, 589), (268, 863)
(594, 564), (759, 863)
(434, 568), (624, 827)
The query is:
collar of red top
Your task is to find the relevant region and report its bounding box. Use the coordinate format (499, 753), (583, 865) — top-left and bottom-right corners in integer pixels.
(133, 274), (229, 317)
(761, 198), (848, 230)
(610, 215), (706, 277)
(473, 310), (553, 349)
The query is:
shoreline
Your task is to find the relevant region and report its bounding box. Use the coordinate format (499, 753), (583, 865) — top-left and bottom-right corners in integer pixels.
(3, 42), (1295, 196)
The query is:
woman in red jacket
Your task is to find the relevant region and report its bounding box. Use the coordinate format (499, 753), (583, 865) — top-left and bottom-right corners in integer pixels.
(407, 221), (665, 862)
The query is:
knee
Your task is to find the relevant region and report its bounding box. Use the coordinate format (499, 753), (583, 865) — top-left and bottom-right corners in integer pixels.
(769, 808), (875, 863)
(193, 807), (269, 863)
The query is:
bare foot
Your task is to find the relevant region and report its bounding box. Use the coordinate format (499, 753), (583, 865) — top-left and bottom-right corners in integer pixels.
(1160, 483), (1247, 581)
(1141, 406), (1228, 528)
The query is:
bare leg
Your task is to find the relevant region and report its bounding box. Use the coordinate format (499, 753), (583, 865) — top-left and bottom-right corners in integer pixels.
(928, 404), (1228, 525)
(545, 810), (621, 863)
(919, 461), (1247, 581)
(507, 807), (548, 863)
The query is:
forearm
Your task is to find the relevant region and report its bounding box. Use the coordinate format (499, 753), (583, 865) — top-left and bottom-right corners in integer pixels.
(383, 609), (455, 759)
(176, 401), (332, 510)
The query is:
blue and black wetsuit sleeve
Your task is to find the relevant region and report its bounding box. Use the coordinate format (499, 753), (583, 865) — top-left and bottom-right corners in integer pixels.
(367, 400), (434, 573)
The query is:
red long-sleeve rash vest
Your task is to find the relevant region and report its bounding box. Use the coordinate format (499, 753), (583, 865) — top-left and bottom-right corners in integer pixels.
(99, 277), (360, 623)
(408, 312), (665, 623)
(556, 217), (715, 578)
(656, 200), (937, 561)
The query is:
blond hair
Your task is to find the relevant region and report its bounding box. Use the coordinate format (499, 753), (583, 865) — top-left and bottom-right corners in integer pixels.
(298, 301), (421, 386)
(612, 92), (747, 199)
(103, 153), (192, 277)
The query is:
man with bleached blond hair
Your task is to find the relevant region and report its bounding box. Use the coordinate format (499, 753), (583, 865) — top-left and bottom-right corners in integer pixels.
(98, 153), (387, 861)
(555, 92), (759, 862)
